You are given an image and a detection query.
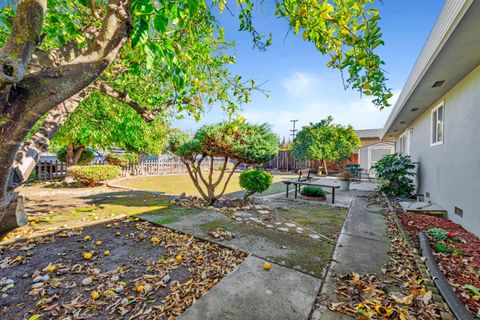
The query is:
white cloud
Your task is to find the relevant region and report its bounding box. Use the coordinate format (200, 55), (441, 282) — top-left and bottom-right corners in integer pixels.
(281, 71), (322, 98)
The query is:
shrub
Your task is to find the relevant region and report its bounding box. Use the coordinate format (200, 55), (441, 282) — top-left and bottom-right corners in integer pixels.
(373, 153), (415, 198)
(427, 228), (448, 240)
(434, 243), (454, 254)
(300, 185), (326, 198)
(239, 169), (273, 201)
(56, 146), (94, 164)
(69, 165), (121, 186)
(337, 170), (351, 181)
(106, 153), (140, 166)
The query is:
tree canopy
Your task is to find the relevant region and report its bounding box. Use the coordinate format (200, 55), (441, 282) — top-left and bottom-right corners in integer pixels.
(51, 91), (170, 156)
(292, 117), (361, 174)
(169, 120), (278, 204)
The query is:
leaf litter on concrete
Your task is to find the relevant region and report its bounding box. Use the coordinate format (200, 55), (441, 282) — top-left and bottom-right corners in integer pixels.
(329, 212), (452, 319)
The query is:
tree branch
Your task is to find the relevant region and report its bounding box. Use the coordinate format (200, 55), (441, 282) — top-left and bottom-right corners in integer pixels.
(218, 161), (241, 198)
(0, 0), (46, 87)
(213, 157), (228, 188)
(91, 81), (155, 121)
(184, 161), (208, 200)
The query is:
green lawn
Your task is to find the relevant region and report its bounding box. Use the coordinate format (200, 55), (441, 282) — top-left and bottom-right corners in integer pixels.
(117, 172), (294, 197)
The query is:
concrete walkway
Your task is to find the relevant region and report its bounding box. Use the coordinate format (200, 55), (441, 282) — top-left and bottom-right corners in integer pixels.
(311, 196), (391, 319)
(179, 256), (321, 320)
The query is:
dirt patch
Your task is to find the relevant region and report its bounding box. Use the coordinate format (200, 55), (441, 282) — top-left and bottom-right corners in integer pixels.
(0, 219), (246, 319)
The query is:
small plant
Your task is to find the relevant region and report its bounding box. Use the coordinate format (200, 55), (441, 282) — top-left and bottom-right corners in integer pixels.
(69, 165), (121, 186)
(239, 169), (273, 202)
(300, 185), (326, 198)
(434, 243), (454, 254)
(427, 228), (448, 240)
(337, 170), (351, 181)
(105, 153), (139, 166)
(374, 153), (415, 198)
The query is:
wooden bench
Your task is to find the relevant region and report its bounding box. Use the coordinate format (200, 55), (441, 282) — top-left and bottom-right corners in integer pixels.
(283, 169), (340, 204)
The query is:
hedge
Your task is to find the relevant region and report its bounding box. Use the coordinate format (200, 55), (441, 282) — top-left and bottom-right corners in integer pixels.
(69, 165), (121, 186)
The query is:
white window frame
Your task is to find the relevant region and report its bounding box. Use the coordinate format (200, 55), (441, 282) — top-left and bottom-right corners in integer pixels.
(399, 130), (411, 155)
(430, 102), (444, 146)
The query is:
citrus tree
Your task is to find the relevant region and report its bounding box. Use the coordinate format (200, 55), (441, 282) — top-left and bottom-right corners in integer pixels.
(169, 121), (278, 205)
(292, 117), (361, 174)
(0, 0), (390, 232)
(50, 91), (170, 166)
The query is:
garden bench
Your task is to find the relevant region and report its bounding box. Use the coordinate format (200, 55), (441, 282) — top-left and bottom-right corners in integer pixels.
(283, 169), (340, 204)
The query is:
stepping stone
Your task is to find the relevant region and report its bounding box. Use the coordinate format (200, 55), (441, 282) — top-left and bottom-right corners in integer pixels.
(285, 223), (296, 227)
(258, 210), (270, 214)
(296, 227), (304, 231)
(178, 256), (321, 320)
(234, 211), (253, 218)
(274, 222), (282, 225)
(266, 224), (274, 228)
(308, 234), (320, 240)
(278, 228), (289, 232)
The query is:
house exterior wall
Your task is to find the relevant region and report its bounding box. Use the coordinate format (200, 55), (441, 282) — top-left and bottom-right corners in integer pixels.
(400, 63), (480, 235)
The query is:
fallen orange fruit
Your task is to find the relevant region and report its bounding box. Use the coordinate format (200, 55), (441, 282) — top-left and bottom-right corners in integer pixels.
(83, 252), (93, 260)
(136, 285), (145, 293)
(46, 265), (56, 272)
(175, 255), (182, 262)
(83, 235), (91, 241)
(263, 262), (271, 271)
(95, 241), (102, 246)
(91, 291), (100, 300)
(104, 250), (110, 256)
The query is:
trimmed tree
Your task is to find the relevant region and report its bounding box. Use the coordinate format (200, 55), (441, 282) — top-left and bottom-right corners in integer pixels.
(239, 169), (273, 204)
(292, 117), (361, 174)
(169, 121), (278, 205)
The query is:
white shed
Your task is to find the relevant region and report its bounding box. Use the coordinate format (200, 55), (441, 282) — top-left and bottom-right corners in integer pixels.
(358, 141), (395, 177)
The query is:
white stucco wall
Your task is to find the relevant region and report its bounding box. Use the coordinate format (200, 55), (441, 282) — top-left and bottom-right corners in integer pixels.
(401, 63), (480, 235)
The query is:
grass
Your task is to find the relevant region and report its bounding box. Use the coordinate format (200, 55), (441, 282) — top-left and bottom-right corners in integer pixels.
(4, 192), (175, 241)
(272, 201), (347, 239)
(118, 173), (294, 197)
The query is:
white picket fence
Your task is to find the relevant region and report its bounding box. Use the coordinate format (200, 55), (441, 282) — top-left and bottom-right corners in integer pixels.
(120, 155), (229, 177)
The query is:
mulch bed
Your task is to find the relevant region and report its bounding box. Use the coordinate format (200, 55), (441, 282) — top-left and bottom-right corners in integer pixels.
(398, 212), (480, 318)
(0, 218), (246, 319)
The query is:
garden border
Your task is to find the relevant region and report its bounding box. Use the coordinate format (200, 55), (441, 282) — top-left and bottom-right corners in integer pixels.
(386, 197), (456, 320)
(418, 232), (475, 320)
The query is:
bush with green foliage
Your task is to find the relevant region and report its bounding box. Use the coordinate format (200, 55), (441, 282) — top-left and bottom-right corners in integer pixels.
(300, 186), (326, 198)
(427, 228), (448, 240)
(105, 153), (140, 166)
(373, 153), (415, 198)
(69, 165), (121, 186)
(55, 147), (94, 165)
(169, 121), (278, 205)
(239, 169), (273, 201)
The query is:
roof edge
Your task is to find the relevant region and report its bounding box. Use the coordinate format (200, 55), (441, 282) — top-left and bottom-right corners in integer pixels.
(381, 0), (474, 139)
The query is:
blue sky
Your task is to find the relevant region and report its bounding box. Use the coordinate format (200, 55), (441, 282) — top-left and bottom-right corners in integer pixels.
(174, 1), (445, 140)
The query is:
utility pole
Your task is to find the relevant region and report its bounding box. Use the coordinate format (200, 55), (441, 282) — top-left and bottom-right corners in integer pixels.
(290, 120), (298, 140)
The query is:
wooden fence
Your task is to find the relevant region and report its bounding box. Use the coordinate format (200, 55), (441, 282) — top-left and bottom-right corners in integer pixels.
(264, 150), (354, 173)
(34, 156), (230, 181)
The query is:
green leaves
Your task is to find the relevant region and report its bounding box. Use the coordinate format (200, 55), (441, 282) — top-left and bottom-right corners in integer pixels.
(292, 117), (361, 164)
(373, 153), (416, 197)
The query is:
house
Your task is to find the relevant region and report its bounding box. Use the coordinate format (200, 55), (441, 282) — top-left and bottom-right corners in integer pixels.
(354, 129), (395, 177)
(381, 0), (480, 235)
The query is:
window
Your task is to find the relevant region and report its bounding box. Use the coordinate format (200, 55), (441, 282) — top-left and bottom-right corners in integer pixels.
(399, 130), (411, 155)
(431, 102), (444, 146)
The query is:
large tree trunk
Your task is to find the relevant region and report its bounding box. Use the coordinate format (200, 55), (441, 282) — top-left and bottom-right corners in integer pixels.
(0, 0), (131, 234)
(12, 91), (88, 183)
